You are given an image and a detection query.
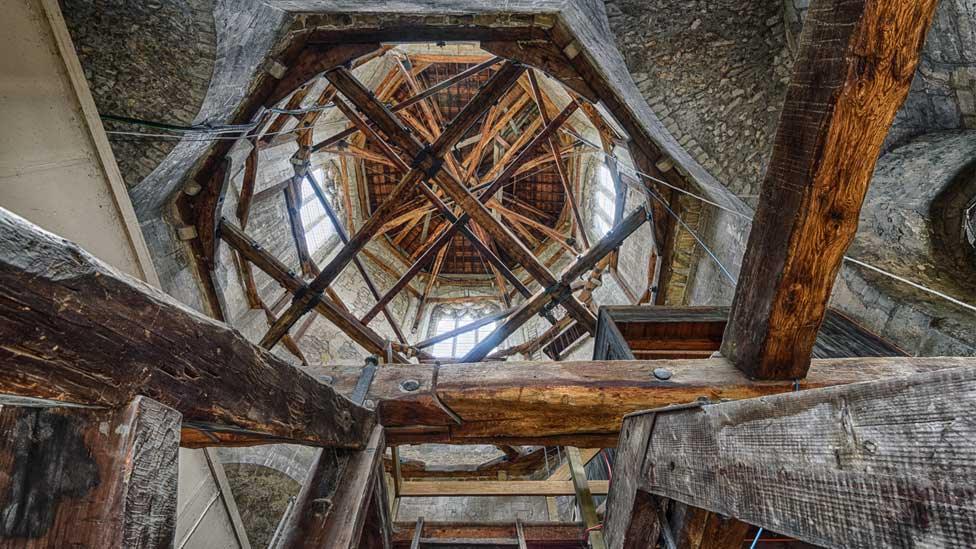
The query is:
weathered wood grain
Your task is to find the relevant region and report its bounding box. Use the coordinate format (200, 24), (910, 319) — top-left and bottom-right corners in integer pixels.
(0, 208), (375, 448)
(721, 0), (939, 379)
(279, 426), (385, 549)
(305, 356), (972, 447)
(604, 412), (658, 549)
(629, 365), (976, 547)
(0, 396), (179, 547)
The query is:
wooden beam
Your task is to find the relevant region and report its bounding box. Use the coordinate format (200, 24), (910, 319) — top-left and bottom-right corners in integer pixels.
(527, 71), (589, 248)
(392, 522), (585, 548)
(311, 56), (503, 154)
(236, 139), (259, 229)
(461, 206), (648, 362)
(320, 356), (970, 447)
(0, 207), (375, 448)
(280, 426), (386, 549)
(0, 396), (179, 547)
(259, 61), (525, 348)
(669, 503), (751, 549)
(604, 412), (660, 549)
(721, 0), (939, 380)
(567, 446), (606, 549)
(611, 364), (976, 548)
(398, 480), (609, 497)
(220, 219), (405, 361)
(414, 306), (515, 349)
(305, 171), (407, 344)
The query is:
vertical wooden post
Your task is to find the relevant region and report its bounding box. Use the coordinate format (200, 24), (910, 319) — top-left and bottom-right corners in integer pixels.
(0, 396), (180, 548)
(279, 426), (386, 549)
(604, 413), (659, 549)
(567, 446), (606, 549)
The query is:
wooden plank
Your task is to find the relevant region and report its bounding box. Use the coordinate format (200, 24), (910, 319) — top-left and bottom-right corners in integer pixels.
(721, 0), (939, 379)
(392, 522), (584, 547)
(621, 364), (976, 548)
(343, 356), (971, 447)
(0, 207), (375, 448)
(0, 396), (179, 547)
(669, 503), (751, 549)
(567, 446), (606, 549)
(399, 480), (609, 497)
(280, 426), (386, 548)
(604, 412), (659, 549)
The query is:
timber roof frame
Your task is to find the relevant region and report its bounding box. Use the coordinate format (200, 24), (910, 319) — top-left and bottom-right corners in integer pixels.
(180, 10), (715, 363)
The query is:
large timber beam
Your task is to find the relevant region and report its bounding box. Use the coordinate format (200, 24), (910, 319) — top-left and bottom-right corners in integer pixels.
(259, 61), (526, 348)
(461, 205), (649, 362)
(315, 356), (968, 447)
(0, 207), (375, 448)
(721, 0), (939, 380)
(606, 364), (976, 548)
(0, 396), (179, 547)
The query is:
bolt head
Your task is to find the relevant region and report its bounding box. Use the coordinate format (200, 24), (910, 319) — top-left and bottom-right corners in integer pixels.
(653, 367), (673, 381)
(400, 379), (421, 392)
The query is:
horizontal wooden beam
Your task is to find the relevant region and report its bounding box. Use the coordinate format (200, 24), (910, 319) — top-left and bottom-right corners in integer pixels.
(399, 480), (609, 497)
(610, 364), (976, 548)
(0, 207), (375, 449)
(316, 356), (969, 447)
(391, 521), (585, 548)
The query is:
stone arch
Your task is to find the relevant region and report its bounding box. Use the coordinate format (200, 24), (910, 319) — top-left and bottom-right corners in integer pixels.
(849, 130), (976, 306)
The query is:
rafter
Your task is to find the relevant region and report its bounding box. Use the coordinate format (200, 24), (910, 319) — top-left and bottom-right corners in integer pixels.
(461, 206), (648, 362)
(527, 71), (590, 249)
(305, 171), (407, 344)
(311, 56), (502, 155)
(220, 220), (406, 362)
(259, 61), (526, 349)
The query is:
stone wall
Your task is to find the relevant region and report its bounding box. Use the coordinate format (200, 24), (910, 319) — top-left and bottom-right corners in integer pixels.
(605, 0), (792, 209)
(61, 0), (217, 188)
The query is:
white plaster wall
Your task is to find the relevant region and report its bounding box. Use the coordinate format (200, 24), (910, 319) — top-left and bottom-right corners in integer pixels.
(0, 0), (158, 286)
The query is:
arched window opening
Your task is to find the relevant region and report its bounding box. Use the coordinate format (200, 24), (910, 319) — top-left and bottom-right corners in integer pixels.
(592, 161), (616, 238)
(299, 167), (338, 253)
(429, 302), (499, 358)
